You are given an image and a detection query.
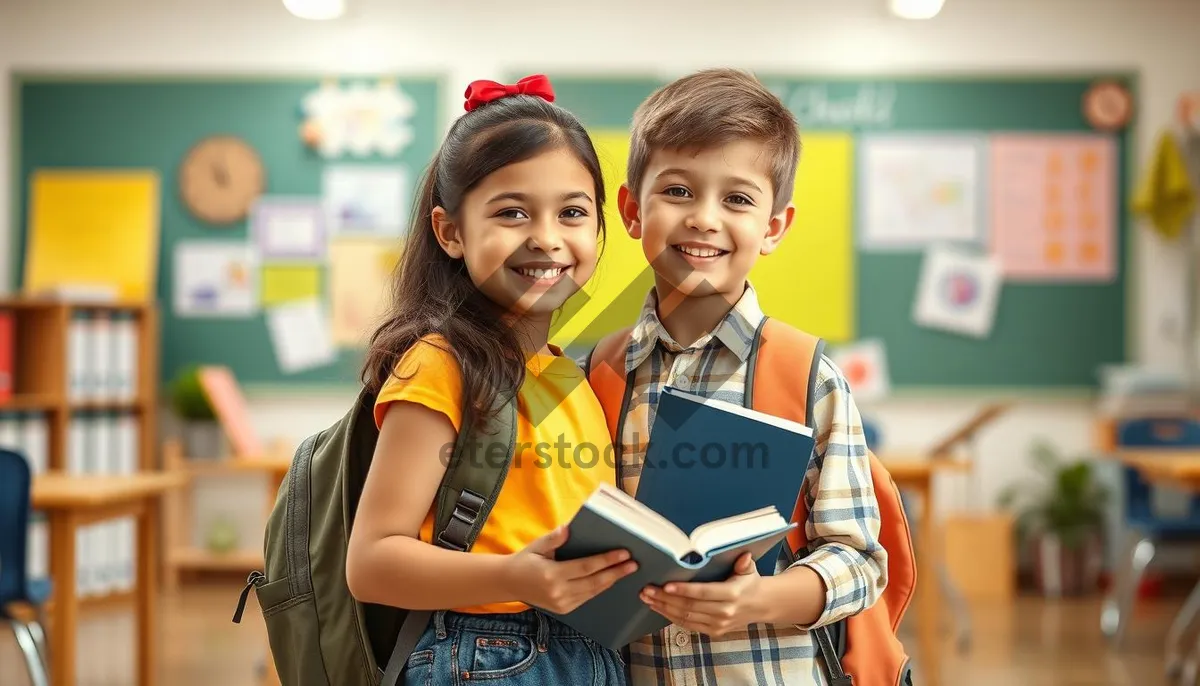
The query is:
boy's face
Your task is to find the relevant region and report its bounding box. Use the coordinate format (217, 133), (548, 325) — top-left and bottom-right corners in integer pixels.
(619, 139), (793, 303)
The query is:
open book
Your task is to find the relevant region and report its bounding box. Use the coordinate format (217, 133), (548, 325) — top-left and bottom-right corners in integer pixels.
(588, 482), (793, 565)
(634, 385), (816, 577)
(546, 482), (796, 650)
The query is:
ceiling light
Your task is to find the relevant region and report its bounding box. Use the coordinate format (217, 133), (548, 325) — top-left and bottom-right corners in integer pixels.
(889, 0), (946, 19)
(283, 0), (345, 20)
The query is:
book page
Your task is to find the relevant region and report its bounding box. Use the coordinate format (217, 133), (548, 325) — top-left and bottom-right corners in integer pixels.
(690, 507), (788, 557)
(586, 483), (695, 560)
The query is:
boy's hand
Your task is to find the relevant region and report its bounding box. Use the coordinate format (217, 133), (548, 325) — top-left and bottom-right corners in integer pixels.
(505, 525), (638, 615)
(639, 552), (764, 638)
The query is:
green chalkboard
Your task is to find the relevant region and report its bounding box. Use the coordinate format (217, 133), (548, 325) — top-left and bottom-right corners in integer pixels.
(524, 72), (1136, 389)
(12, 74), (443, 389)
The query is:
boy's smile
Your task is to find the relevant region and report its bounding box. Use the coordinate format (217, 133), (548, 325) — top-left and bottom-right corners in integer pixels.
(672, 241), (731, 268)
(620, 139), (793, 304)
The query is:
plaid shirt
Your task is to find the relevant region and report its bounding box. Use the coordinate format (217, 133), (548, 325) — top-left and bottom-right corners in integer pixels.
(584, 283), (887, 686)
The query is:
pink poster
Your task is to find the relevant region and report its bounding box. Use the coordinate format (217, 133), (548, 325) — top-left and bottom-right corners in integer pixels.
(989, 134), (1117, 281)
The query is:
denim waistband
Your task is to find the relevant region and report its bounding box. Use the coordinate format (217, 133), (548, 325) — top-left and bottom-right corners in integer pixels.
(431, 609), (591, 648)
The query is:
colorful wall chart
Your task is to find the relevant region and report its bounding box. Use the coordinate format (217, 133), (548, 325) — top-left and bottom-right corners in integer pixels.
(990, 134), (1117, 281)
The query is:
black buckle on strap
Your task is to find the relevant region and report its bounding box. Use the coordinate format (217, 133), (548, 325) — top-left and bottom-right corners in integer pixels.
(436, 490), (485, 551)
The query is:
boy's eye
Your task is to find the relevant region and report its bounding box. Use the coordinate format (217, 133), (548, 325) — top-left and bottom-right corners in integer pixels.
(664, 186), (692, 198)
(726, 194), (754, 206)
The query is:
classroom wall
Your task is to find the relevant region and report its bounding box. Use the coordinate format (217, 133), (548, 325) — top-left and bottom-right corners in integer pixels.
(3, 0), (1199, 560)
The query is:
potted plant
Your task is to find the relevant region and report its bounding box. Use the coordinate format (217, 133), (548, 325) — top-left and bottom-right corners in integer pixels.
(170, 365), (223, 459)
(998, 439), (1110, 598)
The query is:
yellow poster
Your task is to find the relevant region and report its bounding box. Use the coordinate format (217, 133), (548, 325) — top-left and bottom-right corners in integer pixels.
(549, 129), (855, 348)
(24, 170), (160, 300)
(751, 132), (856, 342)
(328, 237), (402, 347)
(261, 265), (323, 306)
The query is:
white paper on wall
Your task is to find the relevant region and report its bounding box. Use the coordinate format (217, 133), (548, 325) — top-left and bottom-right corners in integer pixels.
(322, 165), (411, 238)
(829, 339), (891, 401)
(173, 241), (259, 317)
(266, 299), (337, 374)
(912, 244), (1003, 339)
(860, 134), (985, 250)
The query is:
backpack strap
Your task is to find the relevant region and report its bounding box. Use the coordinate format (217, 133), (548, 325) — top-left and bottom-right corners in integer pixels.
(746, 318), (852, 685)
(747, 317), (824, 428)
(585, 326), (636, 447)
(432, 393), (518, 551)
(381, 393), (518, 686)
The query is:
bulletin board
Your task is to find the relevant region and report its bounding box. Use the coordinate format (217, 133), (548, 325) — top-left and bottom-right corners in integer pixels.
(527, 73), (1136, 390)
(11, 74), (443, 389)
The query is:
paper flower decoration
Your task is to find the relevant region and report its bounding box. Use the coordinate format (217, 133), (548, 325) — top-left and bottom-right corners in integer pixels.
(300, 80), (417, 158)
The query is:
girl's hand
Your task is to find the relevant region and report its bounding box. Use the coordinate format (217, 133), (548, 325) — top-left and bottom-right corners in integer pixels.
(505, 525), (638, 615)
(640, 552), (764, 638)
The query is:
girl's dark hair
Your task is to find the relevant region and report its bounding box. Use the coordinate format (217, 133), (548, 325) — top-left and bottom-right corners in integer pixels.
(361, 93), (607, 436)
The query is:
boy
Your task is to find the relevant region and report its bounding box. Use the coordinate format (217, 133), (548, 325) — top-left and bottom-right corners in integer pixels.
(586, 68), (887, 685)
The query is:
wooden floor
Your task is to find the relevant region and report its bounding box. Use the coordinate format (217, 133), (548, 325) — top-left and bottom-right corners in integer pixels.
(0, 583), (1183, 685)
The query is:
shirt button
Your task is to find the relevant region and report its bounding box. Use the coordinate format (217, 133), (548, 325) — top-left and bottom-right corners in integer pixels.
(676, 376), (691, 389)
(675, 630), (690, 647)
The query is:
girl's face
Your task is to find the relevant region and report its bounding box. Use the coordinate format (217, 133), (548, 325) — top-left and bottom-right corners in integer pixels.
(433, 146), (601, 319)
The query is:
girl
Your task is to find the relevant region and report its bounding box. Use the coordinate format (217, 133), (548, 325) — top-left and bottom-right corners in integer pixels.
(345, 75), (635, 685)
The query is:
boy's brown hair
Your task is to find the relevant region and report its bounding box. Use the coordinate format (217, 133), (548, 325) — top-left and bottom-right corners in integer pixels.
(626, 68), (801, 215)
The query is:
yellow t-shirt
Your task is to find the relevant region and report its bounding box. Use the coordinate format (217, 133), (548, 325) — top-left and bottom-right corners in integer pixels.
(373, 334), (616, 614)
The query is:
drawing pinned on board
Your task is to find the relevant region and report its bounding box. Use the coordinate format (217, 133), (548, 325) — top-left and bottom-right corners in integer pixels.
(323, 165), (410, 237)
(913, 245), (1002, 339)
(300, 80), (417, 158)
(173, 241), (259, 317)
(250, 196), (326, 260)
(829, 339), (890, 401)
(329, 237), (401, 347)
(266, 299), (336, 374)
(860, 134), (984, 250)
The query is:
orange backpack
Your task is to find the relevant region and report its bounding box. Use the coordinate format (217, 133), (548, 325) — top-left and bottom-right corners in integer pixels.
(586, 317), (917, 686)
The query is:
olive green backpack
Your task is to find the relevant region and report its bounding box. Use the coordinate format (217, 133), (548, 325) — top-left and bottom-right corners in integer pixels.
(231, 387), (517, 686)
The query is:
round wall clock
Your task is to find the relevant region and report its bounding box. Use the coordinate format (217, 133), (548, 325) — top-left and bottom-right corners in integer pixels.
(1083, 81), (1133, 132)
(179, 135), (266, 225)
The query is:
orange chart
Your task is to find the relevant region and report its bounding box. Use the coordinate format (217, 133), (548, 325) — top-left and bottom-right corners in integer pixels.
(989, 134), (1117, 281)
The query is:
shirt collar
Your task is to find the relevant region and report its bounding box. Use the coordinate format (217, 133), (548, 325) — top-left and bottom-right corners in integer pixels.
(625, 281), (765, 374)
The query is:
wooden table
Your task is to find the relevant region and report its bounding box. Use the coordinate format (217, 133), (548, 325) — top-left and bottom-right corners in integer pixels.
(1111, 450), (1200, 486)
(881, 456), (971, 686)
(31, 472), (185, 686)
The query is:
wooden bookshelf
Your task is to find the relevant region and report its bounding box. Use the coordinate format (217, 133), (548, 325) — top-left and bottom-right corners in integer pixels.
(161, 438), (294, 589)
(0, 295), (159, 608)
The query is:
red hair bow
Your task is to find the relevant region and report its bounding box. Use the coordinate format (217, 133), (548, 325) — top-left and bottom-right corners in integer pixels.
(463, 74), (556, 112)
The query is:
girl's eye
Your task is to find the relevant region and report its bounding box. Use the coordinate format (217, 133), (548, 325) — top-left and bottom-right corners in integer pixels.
(664, 186), (691, 198)
(561, 207), (588, 219)
(497, 208), (528, 220)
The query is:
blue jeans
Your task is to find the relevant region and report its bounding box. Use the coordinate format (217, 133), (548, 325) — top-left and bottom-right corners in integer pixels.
(402, 609), (627, 686)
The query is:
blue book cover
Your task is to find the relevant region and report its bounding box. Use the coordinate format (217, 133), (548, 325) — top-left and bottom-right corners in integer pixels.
(547, 482), (796, 650)
(634, 386), (816, 577)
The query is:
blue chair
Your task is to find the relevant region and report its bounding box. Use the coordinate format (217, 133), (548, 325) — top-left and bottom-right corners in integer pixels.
(0, 448), (52, 686)
(1100, 416), (1200, 662)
